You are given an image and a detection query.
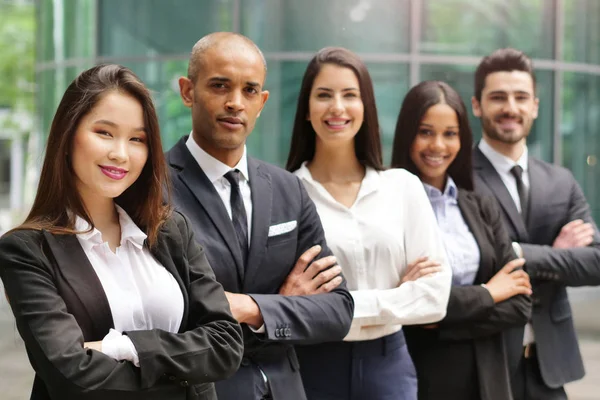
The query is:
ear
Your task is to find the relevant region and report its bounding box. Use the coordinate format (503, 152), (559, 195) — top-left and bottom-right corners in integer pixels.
(178, 77), (194, 108)
(532, 96), (540, 119)
(256, 90), (270, 118)
(471, 96), (482, 117)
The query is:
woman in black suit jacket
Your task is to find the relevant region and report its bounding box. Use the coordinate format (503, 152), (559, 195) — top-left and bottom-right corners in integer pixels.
(391, 81), (533, 400)
(0, 64), (243, 400)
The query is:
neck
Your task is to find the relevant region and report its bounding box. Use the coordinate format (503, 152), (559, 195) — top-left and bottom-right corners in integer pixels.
(192, 131), (244, 168)
(421, 174), (447, 192)
(80, 193), (119, 232)
(308, 140), (365, 182)
(483, 134), (525, 162)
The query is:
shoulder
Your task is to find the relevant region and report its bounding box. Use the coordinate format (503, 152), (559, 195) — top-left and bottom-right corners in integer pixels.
(530, 157), (573, 180)
(250, 157), (304, 190)
(0, 229), (46, 264)
(379, 167), (421, 186)
(458, 189), (501, 222)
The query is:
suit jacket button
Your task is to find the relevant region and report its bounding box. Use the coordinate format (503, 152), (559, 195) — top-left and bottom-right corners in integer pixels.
(285, 328), (291, 337)
(168, 375), (177, 381)
(274, 328), (280, 337)
(180, 380), (189, 387)
(241, 357), (251, 367)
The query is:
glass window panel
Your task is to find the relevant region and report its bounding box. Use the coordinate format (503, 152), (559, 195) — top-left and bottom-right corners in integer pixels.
(563, 0), (600, 64)
(420, 64), (553, 162)
(241, 0), (409, 54)
(98, 0), (234, 57)
(561, 72), (600, 221)
(421, 0), (554, 58)
(37, 0), (95, 62)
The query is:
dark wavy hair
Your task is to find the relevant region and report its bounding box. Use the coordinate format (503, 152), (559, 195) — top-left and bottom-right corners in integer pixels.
(391, 80), (474, 191)
(286, 47), (383, 172)
(13, 64), (171, 246)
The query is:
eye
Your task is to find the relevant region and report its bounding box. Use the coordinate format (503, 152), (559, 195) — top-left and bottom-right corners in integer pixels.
(316, 92), (331, 99)
(515, 95), (530, 101)
(211, 82), (226, 89)
(130, 137), (146, 143)
(245, 87), (258, 95)
(490, 95), (506, 101)
(445, 130), (458, 137)
(344, 92), (359, 98)
(418, 129), (432, 136)
(95, 130), (112, 137)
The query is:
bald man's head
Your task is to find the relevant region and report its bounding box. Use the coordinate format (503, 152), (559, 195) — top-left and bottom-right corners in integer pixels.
(187, 32), (267, 83)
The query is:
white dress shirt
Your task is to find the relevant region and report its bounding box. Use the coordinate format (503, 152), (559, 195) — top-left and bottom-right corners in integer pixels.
(75, 206), (184, 366)
(294, 163), (452, 342)
(478, 138), (534, 345)
(186, 135), (252, 239)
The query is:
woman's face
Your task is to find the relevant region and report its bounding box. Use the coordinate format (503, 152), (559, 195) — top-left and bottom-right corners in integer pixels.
(307, 64), (364, 147)
(409, 102), (461, 190)
(71, 91), (149, 207)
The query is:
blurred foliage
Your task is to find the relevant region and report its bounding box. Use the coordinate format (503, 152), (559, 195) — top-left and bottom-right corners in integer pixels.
(0, 2), (35, 113)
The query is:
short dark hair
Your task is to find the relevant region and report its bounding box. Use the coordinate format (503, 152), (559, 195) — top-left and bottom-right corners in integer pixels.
(286, 47), (383, 172)
(14, 64), (170, 246)
(391, 80), (474, 191)
(474, 48), (536, 102)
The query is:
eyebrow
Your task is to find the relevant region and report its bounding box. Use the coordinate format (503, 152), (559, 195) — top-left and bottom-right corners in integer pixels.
(93, 119), (147, 132)
(209, 76), (262, 89)
(315, 87), (359, 92)
(420, 123), (459, 129)
(487, 90), (532, 96)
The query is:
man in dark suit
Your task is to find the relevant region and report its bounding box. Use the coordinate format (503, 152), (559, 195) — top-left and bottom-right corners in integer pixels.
(165, 32), (354, 400)
(471, 47), (600, 400)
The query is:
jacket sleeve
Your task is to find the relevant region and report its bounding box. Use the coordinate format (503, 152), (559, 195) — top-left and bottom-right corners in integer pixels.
(520, 177), (600, 286)
(125, 213), (244, 388)
(248, 178), (355, 344)
(437, 194), (532, 341)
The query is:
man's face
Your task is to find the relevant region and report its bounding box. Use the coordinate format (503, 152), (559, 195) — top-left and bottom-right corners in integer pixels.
(179, 44), (269, 160)
(472, 71), (539, 145)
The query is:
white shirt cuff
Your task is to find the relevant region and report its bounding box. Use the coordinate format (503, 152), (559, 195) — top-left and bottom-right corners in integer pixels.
(249, 324), (265, 334)
(101, 328), (140, 367)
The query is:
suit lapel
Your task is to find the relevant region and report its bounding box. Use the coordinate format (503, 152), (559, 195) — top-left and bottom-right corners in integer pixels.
(457, 190), (493, 284)
(43, 231), (114, 337)
(243, 158), (272, 292)
(149, 226), (189, 333)
(168, 138), (245, 281)
(473, 146), (529, 241)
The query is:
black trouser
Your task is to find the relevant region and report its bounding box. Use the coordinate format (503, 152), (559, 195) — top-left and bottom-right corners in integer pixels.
(512, 344), (567, 400)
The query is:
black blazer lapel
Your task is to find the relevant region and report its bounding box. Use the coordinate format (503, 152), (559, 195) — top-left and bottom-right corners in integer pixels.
(42, 231), (114, 337)
(457, 190), (494, 284)
(168, 138), (245, 281)
(149, 227), (190, 333)
(243, 158), (272, 292)
(473, 146), (529, 241)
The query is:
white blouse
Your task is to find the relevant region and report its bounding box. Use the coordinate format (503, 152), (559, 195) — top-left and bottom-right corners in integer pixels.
(294, 164), (452, 341)
(75, 206), (184, 366)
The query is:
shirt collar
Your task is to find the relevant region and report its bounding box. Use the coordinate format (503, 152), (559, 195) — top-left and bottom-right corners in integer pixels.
(74, 205), (147, 250)
(479, 137), (528, 175)
(423, 176), (458, 202)
(186, 133), (249, 183)
(294, 161), (380, 197)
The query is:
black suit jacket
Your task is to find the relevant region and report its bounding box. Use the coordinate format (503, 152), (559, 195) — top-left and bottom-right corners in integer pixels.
(473, 145), (600, 388)
(405, 189), (532, 400)
(0, 211), (243, 400)
(165, 137), (354, 400)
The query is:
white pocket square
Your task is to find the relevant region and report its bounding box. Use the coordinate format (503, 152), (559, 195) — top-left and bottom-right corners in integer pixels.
(268, 220), (297, 237)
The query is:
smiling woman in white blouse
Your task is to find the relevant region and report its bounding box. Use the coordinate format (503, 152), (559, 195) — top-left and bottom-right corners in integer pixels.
(391, 80), (532, 400)
(0, 64), (243, 400)
(285, 47), (452, 400)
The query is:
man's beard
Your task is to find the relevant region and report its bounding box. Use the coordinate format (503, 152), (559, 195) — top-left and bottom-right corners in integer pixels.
(481, 112), (531, 144)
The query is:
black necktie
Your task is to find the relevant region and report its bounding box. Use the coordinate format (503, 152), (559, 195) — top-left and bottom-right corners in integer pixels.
(224, 170), (249, 266)
(510, 165), (529, 224)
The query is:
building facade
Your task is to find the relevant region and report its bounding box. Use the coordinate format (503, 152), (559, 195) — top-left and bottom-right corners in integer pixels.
(36, 0), (600, 218)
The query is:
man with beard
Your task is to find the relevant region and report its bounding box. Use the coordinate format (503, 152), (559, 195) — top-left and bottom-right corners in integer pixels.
(471, 48), (600, 400)
(165, 32), (354, 400)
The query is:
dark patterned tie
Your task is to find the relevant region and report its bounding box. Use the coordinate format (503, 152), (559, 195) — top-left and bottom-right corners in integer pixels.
(510, 165), (529, 224)
(224, 170), (249, 267)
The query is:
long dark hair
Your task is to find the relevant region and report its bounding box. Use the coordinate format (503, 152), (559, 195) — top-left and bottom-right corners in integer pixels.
(286, 47), (383, 172)
(14, 64), (170, 246)
(391, 80), (474, 191)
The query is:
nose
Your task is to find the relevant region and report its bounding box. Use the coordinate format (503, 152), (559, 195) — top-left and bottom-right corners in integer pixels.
(329, 94), (344, 115)
(108, 139), (128, 163)
(225, 90), (245, 113)
(430, 134), (445, 151)
(502, 96), (518, 115)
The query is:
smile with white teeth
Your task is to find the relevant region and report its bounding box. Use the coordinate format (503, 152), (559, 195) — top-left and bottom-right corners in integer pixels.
(325, 120), (350, 126)
(422, 155), (447, 166)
